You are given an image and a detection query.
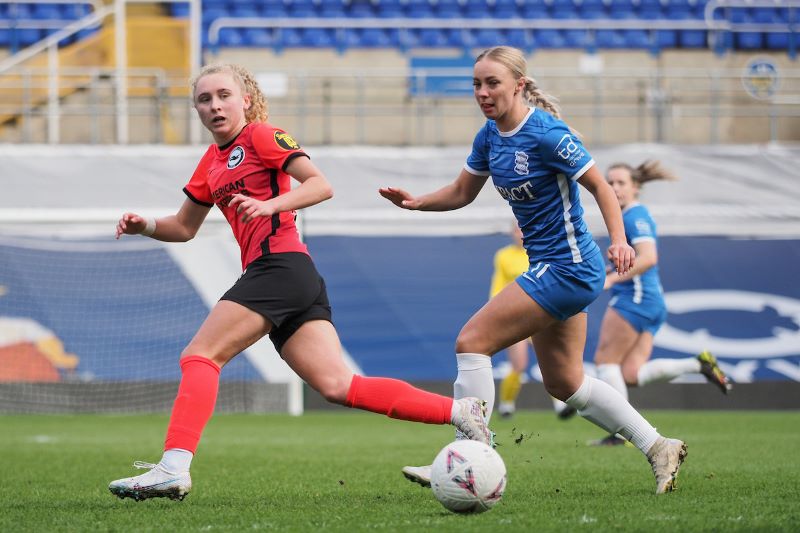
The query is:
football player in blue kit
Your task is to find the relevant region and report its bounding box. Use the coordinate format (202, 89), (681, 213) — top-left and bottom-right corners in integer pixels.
(381, 46), (686, 494)
(587, 161), (732, 446)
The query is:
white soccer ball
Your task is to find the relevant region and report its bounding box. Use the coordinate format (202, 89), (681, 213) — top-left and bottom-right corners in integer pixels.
(430, 439), (507, 514)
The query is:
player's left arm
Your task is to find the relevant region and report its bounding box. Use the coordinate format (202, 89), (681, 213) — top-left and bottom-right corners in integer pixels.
(577, 165), (634, 275)
(230, 155), (333, 224)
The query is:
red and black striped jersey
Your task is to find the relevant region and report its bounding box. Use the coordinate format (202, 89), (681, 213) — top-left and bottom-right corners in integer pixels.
(183, 122), (309, 269)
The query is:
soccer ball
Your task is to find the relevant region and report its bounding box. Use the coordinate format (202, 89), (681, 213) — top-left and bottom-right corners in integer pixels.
(430, 439), (507, 514)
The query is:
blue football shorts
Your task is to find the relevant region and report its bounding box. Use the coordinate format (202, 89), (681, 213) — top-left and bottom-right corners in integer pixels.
(608, 294), (668, 335)
(514, 251), (605, 321)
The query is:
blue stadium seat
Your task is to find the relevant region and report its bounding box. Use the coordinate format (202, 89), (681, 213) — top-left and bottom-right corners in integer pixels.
(358, 28), (391, 48)
(434, 0), (463, 19)
(287, 0), (316, 18)
(655, 30), (678, 48)
(445, 28), (475, 48)
(275, 27), (303, 49)
(301, 28), (335, 48)
(348, 1), (375, 18)
(0, 30), (10, 47)
(736, 32), (763, 50)
(231, 4), (259, 18)
(596, 29), (627, 48)
(608, 0), (637, 18)
(242, 28), (274, 47)
(579, 0), (606, 20)
(170, 3), (191, 18)
(33, 3), (62, 20)
(473, 28), (505, 47)
(765, 32), (790, 50)
(405, 0), (435, 19)
(374, 0), (403, 18)
(519, 0), (549, 19)
(493, 0), (521, 19)
(680, 30), (706, 48)
(637, 0), (663, 20)
(563, 29), (591, 48)
(665, 0), (697, 20)
(550, 1), (579, 20)
(462, 0), (493, 19)
(416, 28), (448, 47)
(259, 1), (289, 17)
(218, 27), (245, 47)
(623, 29), (651, 48)
(535, 29), (567, 48)
(320, 1), (347, 18)
(506, 29), (533, 50)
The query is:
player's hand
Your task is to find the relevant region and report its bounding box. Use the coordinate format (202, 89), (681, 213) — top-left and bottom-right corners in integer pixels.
(229, 193), (274, 223)
(115, 212), (147, 239)
(607, 241), (635, 275)
(379, 187), (422, 210)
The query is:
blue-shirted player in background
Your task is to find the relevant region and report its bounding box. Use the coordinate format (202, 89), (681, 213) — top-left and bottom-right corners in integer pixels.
(587, 161), (732, 446)
(381, 46), (687, 494)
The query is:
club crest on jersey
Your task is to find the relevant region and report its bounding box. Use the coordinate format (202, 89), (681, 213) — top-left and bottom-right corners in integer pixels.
(514, 151), (529, 176)
(227, 146), (245, 169)
(274, 131), (300, 151)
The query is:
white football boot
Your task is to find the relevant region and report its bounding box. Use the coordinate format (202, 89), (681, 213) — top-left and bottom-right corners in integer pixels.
(401, 464), (432, 488)
(402, 397), (493, 488)
(646, 437), (688, 494)
(108, 461), (191, 501)
(451, 397), (492, 445)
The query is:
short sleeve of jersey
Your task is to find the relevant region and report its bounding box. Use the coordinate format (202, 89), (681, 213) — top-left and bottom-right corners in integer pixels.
(464, 123), (491, 176)
(626, 210), (656, 244)
(538, 126), (594, 181)
(183, 146), (215, 207)
(251, 123), (308, 171)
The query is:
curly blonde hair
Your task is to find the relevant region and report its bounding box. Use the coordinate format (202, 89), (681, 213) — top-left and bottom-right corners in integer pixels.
(475, 46), (562, 119)
(191, 63), (269, 123)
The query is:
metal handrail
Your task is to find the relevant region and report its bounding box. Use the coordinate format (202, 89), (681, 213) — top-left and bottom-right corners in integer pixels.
(704, 0), (800, 32)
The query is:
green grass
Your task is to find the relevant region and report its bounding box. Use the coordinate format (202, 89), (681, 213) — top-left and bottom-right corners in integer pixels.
(1, 410), (798, 532)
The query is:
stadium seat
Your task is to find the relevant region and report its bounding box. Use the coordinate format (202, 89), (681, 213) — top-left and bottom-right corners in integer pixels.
(32, 3), (62, 20)
(301, 28), (335, 48)
(242, 28), (273, 48)
(535, 29), (567, 48)
(287, 0), (316, 18)
(493, 0), (521, 19)
(550, 1), (578, 20)
(765, 32), (791, 50)
(579, 0), (607, 20)
(347, 1), (375, 18)
(596, 29), (627, 49)
(736, 32), (763, 50)
(506, 29), (533, 50)
(519, 0), (550, 19)
(434, 0), (463, 19)
(320, 1), (347, 18)
(405, 0), (435, 19)
(218, 27), (245, 47)
(231, 4), (259, 18)
(473, 28), (505, 47)
(445, 28), (475, 48)
(259, 1), (289, 17)
(622, 29), (651, 49)
(655, 30), (678, 48)
(170, 3), (191, 18)
(358, 28), (391, 48)
(680, 30), (707, 48)
(608, 0), (637, 18)
(462, 0), (493, 19)
(375, 0), (404, 18)
(416, 28), (448, 47)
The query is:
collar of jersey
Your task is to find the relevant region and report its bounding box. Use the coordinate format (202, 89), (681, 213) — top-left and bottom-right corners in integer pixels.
(497, 107), (535, 137)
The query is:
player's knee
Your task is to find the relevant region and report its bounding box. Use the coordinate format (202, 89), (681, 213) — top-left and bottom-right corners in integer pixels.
(180, 348), (228, 368)
(543, 378), (579, 402)
(621, 364), (640, 386)
(455, 328), (495, 355)
(315, 375), (351, 405)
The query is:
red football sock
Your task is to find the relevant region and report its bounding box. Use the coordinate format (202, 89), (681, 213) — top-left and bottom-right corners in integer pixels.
(164, 355), (220, 453)
(345, 375), (453, 424)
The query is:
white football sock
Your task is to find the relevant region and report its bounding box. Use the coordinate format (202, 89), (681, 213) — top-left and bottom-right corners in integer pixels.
(596, 363), (629, 400)
(565, 375), (660, 454)
(453, 352), (494, 421)
(160, 448), (193, 473)
(637, 358), (701, 386)
(551, 396), (569, 414)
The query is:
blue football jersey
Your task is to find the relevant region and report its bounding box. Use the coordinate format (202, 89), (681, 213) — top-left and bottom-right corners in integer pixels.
(465, 107), (599, 264)
(610, 203), (664, 305)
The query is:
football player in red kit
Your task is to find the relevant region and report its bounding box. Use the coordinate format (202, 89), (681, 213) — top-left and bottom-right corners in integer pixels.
(108, 63), (491, 502)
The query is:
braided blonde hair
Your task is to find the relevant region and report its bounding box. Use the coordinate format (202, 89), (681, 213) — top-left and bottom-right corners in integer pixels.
(191, 64), (269, 123)
(609, 160), (678, 187)
(476, 46), (562, 119)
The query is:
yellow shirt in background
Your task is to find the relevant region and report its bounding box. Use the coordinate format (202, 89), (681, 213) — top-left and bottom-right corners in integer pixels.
(490, 244), (529, 298)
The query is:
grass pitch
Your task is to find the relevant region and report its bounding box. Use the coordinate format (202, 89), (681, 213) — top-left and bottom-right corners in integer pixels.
(1, 410), (798, 532)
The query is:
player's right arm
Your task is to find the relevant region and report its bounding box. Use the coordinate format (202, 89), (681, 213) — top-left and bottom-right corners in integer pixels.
(379, 168), (488, 211)
(115, 199), (211, 242)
